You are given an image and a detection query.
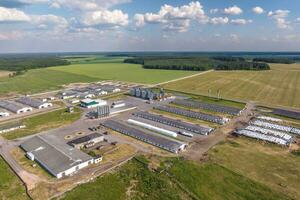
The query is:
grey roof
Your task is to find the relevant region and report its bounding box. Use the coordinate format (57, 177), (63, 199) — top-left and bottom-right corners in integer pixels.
(20, 135), (93, 175)
(0, 122), (24, 131)
(67, 132), (103, 145)
(101, 120), (185, 153)
(0, 100), (29, 113)
(16, 97), (45, 108)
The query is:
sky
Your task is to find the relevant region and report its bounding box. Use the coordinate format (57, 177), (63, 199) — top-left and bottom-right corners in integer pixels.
(0, 0), (300, 53)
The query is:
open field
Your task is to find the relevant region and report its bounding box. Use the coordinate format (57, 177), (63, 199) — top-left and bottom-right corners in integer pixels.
(52, 62), (197, 84)
(208, 137), (300, 200)
(2, 107), (82, 140)
(0, 59), (196, 95)
(0, 156), (30, 200)
(164, 64), (300, 109)
(58, 154), (291, 200)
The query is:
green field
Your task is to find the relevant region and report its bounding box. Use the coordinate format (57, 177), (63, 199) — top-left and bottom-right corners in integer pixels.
(59, 153), (292, 200)
(164, 64), (300, 108)
(0, 56), (196, 95)
(209, 137), (300, 200)
(0, 156), (29, 200)
(2, 107), (82, 140)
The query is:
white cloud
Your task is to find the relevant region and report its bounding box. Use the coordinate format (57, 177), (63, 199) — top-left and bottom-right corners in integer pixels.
(31, 14), (69, 30)
(133, 1), (208, 32)
(252, 6), (264, 14)
(231, 19), (253, 25)
(210, 8), (218, 14)
(50, 0), (131, 10)
(81, 9), (128, 27)
(210, 17), (229, 25)
(0, 7), (30, 22)
(268, 10), (291, 29)
(223, 5), (243, 15)
(296, 18), (300, 23)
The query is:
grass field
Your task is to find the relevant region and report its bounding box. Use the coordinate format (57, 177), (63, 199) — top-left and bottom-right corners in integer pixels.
(0, 156), (29, 200)
(0, 57), (196, 95)
(164, 64), (300, 109)
(2, 107), (82, 140)
(209, 137), (300, 200)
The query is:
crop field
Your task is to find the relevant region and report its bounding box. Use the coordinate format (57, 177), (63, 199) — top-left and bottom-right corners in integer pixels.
(52, 62), (196, 84)
(164, 64), (300, 109)
(0, 156), (29, 200)
(209, 137), (300, 200)
(0, 57), (196, 95)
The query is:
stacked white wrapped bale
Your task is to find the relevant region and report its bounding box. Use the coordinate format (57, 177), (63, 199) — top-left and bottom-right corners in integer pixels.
(245, 125), (293, 142)
(127, 119), (178, 138)
(251, 120), (300, 135)
(257, 115), (282, 122)
(235, 129), (289, 146)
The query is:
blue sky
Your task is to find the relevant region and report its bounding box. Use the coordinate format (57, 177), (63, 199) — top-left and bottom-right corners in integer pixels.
(0, 0), (300, 52)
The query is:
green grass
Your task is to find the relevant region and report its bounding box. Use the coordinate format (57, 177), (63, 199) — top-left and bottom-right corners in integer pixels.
(0, 68), (97, 95)
(2, 107), (82, 140)
(60, 158), (189, 200)
(52, 62), (196, 84)
(164, 63), (300, 108)
(0, 156), (30, 200)
(208, 137), (300, 200)
(169, 159), (291, 200)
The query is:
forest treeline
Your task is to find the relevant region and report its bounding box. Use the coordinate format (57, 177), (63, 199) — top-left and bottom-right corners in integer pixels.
(124, 56), (270, 71)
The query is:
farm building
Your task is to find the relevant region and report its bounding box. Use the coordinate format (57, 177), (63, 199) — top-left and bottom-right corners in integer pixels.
(0, 100), (32, 114)
(67, 132), (104, 149)
(20, 135), (94, 179)
(59, 91), (78, 99)
(0, 109), (9, 117)
(130, 87), (165, 100)
(101, 85), (121, 93)
(80, 99), (107, 109)
(17, 97), (53, 109)
(0, 122), (26, 134)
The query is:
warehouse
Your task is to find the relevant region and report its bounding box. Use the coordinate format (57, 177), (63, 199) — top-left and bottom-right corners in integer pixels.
(67, 132), (104, 149)
(154, 105), (229, 125)
(251, 120), (300, 135)
(101, 120), (187, 154)
(133, 111), (213, 135)
(0, 122), (26, 134)
(0, 100), (32, 114)
(59, 91), (78, 99)
(20, 135), (94, 179)
(101, 85), (121, 93)
(80, 99), (107, 109)
(17, 97), (53, 109)
(172, 99), (242, 116)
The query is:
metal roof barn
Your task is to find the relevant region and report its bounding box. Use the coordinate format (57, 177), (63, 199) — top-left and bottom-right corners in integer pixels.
(17, 97), (52, 109)
(20, 135), (94, 179)
(0, 100), (32, 114)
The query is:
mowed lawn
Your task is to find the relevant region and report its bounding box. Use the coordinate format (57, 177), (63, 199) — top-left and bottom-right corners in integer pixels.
(52, 62), (196, 84)
(164, 64), (300, 108)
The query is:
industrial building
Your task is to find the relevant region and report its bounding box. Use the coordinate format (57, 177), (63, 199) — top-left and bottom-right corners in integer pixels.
(20, 135), (94, 179)
(0, 100), (32, 114)
(101, 85), (121, 93)
(67, 132), (104, 149)
(133, 111), (214, 135)
(0, 122), (26, 134)
(80, 99), (107, 109)
(101, 120), (187, 154)
(17, 97), (53, 109)
(130, 87), (165, 100)
(154, 105), (229, 125)
(172, 99), (243, 116)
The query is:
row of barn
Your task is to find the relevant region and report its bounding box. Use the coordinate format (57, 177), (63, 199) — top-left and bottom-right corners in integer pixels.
(0, 97), (52, 116)
(154, 105), (229, 125)
(171, 99), (243, 116)
(133, 111), (213, 135)
(101, 120), (187, 154)
(235, 116), (300, 146)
